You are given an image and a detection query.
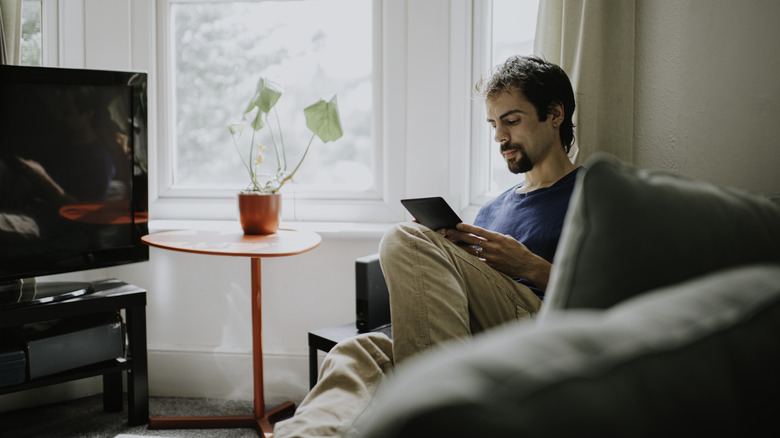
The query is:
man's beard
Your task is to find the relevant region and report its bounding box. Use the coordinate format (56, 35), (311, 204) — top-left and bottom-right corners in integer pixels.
(502, 144), (533, 174)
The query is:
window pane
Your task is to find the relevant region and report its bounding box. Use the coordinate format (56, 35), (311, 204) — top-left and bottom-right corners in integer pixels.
(171, 0), (373, 193)
(21, 0), (42, 66)
(487, 0), (538, 194)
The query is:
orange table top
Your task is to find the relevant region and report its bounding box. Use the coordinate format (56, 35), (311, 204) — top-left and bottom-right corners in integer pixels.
(141, 228), (321, 258)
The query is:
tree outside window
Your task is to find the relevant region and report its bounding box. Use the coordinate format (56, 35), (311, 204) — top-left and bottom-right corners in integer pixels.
(168, 1), (373, 194)
(20, 0), (41, 66)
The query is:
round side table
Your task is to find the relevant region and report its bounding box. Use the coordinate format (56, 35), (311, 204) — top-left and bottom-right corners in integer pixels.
(141, 228), (321, 435)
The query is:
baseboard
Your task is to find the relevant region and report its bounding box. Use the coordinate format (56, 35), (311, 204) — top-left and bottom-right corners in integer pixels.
(147, 348), (311, 405)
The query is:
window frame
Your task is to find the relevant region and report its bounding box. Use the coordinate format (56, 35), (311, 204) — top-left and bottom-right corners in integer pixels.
(152, 0), (403, 223)
(468, 0), (496, 215)
(467, 0), (539, 216)
(35, 0), (524, 225)
(21, 0), (58, 67)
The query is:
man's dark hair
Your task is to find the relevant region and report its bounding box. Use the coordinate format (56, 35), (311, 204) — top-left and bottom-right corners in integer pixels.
(475, 56), (576, 153)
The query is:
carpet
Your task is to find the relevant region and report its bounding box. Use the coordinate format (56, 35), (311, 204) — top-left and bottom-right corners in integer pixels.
(115, 435), (169, 438)
(0, 395), (263, 437)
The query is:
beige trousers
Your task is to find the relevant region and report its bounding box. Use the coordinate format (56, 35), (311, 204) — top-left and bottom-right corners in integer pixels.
(274, 333), (394, 438)
(274, 223), (542, 437)
(381, 222), (542, 363)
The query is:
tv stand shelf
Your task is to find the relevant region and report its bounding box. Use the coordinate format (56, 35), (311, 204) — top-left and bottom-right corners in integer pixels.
(0, 279), (148, 426)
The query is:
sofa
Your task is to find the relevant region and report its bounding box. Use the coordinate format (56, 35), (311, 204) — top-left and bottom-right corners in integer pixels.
(347, 153), (780, 437)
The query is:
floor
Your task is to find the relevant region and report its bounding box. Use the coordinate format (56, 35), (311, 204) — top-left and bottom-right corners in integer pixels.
(0, 394), (269, 437)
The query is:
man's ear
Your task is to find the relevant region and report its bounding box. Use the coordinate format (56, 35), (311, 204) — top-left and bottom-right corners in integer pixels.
(548, 102), (564, 127)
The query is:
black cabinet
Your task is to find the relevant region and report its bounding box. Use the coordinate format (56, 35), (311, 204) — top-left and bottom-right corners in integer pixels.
(0, 279), (148, 426)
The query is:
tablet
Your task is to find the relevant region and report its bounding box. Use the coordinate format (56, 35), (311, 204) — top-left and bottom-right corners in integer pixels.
(401, 197), (462, 230)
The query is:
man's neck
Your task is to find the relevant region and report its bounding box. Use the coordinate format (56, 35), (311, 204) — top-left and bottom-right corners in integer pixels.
(517, 149), (577, 193)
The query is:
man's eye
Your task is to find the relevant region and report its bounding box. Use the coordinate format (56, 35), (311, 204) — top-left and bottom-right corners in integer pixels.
(507, 119), (520, 125)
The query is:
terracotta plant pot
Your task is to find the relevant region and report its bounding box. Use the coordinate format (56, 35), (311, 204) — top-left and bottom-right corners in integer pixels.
(237, 192), (282, 235)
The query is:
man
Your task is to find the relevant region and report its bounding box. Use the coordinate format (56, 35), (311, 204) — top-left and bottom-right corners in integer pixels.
(275, 55), (581, 437)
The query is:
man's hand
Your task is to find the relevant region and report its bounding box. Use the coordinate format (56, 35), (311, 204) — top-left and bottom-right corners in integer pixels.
(16, 156), (74, 204)
(441, 223), (551, 291)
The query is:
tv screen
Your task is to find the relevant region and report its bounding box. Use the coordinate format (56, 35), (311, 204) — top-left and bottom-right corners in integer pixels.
(0, 65), (148, 294)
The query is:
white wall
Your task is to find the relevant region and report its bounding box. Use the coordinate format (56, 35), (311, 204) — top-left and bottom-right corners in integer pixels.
(3, 0), (780, 413)
(634, 0), (780, 195)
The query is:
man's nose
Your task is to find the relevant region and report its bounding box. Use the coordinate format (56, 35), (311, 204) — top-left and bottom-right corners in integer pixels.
(494, 127), (508, 144)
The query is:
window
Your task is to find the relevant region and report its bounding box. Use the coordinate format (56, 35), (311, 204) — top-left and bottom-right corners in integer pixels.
(470, 0), (539, 203)
(160, 0), (375, 204)
(20, 0), (42, 66)
(155, 0), (536, 222)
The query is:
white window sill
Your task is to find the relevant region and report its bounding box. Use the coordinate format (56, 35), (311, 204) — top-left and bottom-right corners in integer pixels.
(148, 219), (394, 240)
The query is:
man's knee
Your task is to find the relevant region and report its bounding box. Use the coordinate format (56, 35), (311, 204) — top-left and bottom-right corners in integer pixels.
(379, 222), (410, 259)
(324, 333), (394, 377)
(379, 222), (432, 262)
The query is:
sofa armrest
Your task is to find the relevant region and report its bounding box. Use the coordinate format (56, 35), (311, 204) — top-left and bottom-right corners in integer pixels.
(543, 153), (780, 315)
(350, 264), (780, 438)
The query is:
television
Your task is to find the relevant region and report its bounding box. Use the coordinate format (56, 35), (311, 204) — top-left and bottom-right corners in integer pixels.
(0, 65), (149, 305)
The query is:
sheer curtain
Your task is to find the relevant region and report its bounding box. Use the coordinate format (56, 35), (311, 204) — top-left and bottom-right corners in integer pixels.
(0, 0), (22, 65)
(534, 0), (636, 165)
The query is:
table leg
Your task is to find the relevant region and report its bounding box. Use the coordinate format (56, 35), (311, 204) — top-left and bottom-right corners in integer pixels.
(149, 257), (295, 436)
(250, 257), (297, 431)
(310, 347), (319, 389)
(251, 257), (265, 418)
(102, 371), (123, 412)
(126, 304), (149, 426)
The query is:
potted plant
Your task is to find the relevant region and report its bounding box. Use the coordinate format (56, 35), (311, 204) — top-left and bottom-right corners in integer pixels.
(228, 77), (343, 234)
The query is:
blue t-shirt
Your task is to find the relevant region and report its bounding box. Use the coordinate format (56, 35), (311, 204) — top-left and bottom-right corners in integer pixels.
(473, 167), (581, 296)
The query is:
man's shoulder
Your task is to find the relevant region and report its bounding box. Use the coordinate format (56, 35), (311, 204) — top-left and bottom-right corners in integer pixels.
(554, 165), (583, 187)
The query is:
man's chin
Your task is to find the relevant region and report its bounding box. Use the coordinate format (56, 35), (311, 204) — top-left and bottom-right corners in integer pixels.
(508, 158), (533, 174)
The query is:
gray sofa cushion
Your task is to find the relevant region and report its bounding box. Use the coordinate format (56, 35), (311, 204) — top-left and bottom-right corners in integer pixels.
(349, 264), (780, 438)
(543, 153), (780, 312)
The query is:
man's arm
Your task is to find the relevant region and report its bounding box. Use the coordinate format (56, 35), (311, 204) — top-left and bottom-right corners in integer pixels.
(443, 223), (552, 291)
(16, 157), (78, 205)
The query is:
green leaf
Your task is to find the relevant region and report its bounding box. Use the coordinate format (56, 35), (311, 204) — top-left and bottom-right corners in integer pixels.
(245, 77), (282, 116)
(250, 110), (264, 131)
(304, 96), (343, 143)
(227, 122), (244, 137)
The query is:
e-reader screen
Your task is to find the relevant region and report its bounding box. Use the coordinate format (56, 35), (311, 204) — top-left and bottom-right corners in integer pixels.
(401, 197), (462, 231)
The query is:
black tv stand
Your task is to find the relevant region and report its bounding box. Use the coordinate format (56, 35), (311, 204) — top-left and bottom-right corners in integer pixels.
(5, 281), (96, 308)
(0, 279), (148, 426)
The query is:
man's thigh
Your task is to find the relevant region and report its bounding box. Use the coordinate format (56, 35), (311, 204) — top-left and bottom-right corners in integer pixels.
(380, 223), (541, 359)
